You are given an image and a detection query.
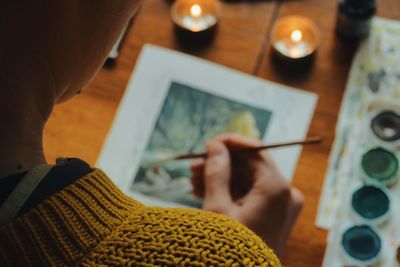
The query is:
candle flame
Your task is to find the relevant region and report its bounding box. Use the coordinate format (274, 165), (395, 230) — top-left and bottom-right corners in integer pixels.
(291, 30), (302, 42)
(190, 4), (202, 18)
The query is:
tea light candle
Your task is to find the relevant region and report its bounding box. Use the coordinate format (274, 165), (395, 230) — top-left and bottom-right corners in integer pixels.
(271, 16), (320, 60)
(171, 0), (219, 33)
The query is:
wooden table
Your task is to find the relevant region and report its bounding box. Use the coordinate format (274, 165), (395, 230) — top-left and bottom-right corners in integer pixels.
(44, 1), (400, 266)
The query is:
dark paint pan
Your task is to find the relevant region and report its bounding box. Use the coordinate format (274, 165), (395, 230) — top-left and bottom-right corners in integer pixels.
(371, 111), (400, 142)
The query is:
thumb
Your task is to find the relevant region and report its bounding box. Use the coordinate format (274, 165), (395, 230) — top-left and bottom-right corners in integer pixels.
(204, 141), (232, 208)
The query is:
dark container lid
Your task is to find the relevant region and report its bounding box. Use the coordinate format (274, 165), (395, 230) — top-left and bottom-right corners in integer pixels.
(339, 0), (376, 19)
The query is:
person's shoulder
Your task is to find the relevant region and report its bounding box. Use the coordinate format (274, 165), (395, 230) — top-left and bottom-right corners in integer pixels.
(81, 206), (281, 266)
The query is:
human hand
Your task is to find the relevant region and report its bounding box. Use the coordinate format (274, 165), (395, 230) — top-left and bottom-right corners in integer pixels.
(190, 134), (304, 256)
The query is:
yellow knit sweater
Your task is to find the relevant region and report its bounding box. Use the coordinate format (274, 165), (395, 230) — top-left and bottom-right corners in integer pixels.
(0, 169), (280, 266)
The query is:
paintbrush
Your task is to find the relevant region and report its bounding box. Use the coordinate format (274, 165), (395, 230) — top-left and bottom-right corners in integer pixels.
(148, 136), (322, 165)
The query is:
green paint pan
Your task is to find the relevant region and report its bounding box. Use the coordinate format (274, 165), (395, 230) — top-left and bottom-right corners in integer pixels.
(361, 147), (399, 186)
(351, 184), (391, 225)
(341, 225), (381, 265)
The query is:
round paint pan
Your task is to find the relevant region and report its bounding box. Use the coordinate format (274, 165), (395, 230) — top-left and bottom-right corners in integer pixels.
(370, 111), (400, 142)
(351, 184), (391, 225)
(341, 225), (381, 265)
(361, 147), (399, 186)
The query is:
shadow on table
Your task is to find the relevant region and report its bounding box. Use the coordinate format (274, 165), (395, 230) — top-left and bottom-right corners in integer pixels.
(269, 49), (315, 82)
(174, 25), (218, 53)
(269, 33), (360, 83)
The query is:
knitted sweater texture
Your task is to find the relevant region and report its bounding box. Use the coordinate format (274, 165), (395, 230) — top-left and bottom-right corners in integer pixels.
(0, 169), (280, 266)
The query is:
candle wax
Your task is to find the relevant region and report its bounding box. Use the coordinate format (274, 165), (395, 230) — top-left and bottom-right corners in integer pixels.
(275, 39), (313, 59)
(182, 14), (217, 32)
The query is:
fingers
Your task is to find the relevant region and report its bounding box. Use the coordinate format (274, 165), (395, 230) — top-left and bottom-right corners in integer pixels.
(189, 140), (260, 202)
(190, 161), (205, 198)
(289, 187), (304, 219)
(190, 160), (204, 173)
(215, 133), (274, 164)
(215, 133), (261, 149)
(191, 173), (205, 198)
(210, 133), (281, 200)
(203, 141), (233, 210)
(275, 187), (304, 257)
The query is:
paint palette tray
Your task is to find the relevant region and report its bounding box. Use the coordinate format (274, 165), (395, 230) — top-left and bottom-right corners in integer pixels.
(323, 98), (400, 267)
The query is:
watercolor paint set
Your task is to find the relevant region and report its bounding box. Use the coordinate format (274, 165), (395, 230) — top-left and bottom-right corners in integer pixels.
(323, 98), (400, 266)
(318, 18), (400, 230)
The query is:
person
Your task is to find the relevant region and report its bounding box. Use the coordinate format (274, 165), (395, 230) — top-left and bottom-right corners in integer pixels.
(0, 1), (303, 266)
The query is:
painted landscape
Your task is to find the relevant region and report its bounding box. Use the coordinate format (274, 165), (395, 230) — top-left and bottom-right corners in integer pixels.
(132, 82), (272, 207)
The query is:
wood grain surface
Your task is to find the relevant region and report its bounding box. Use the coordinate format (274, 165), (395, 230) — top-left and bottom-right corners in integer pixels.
(43, 1), (400, 266)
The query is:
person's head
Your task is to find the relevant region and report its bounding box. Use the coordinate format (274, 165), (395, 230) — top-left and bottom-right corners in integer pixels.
(0, 0), (141, 117)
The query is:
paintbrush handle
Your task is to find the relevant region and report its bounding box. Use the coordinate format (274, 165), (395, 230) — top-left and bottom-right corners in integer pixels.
(239, 136), (322, 153)
(175, 152), (207, 160)
(173, 136), (322, 160)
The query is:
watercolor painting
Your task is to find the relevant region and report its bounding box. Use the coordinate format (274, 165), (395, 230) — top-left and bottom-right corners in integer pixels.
(131, 82), (272, 207)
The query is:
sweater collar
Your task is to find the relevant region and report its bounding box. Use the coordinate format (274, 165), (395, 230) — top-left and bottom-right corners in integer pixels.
(0, 169), (143, 266)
